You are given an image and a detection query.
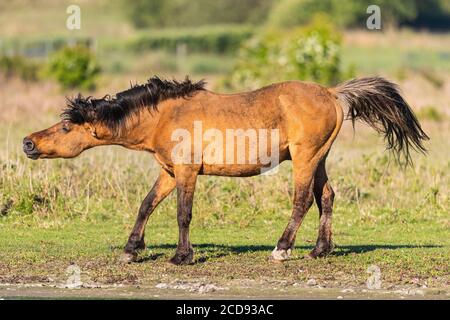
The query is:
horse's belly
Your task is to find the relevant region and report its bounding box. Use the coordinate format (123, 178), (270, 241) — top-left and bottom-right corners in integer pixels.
(201, 163), (276, 177)
(201, 150), (290, 177)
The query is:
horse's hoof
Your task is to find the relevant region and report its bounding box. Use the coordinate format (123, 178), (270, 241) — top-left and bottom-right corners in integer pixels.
(270, 247), (291, 262)
(307, 248), (333, 259)
(169, 251), (194, 265)
(307, 241), (335, 259)
(119, 252), (138, 264)
(304, 252), (316, 259)
(269, 256), (284, 264)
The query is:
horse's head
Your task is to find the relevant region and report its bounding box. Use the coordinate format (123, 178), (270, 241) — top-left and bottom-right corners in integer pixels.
(23, 77), (205, 160)
(23, 120), (111, 159)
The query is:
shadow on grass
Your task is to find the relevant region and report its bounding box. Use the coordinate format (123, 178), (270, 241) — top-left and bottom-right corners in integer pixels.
(138, 243), (443, 263)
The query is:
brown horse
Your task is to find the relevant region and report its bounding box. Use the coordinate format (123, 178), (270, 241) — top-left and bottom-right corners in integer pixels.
(23, 76), (428, 265)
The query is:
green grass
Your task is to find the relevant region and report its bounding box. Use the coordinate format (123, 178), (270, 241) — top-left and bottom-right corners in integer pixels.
(0, 121), (448, 289)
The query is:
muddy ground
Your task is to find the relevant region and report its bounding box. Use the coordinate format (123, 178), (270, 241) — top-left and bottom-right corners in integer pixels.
(1, 279), (448, 300)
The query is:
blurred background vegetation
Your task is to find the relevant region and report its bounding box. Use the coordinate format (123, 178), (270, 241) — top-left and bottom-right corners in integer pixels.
(0, 0), (449, 91)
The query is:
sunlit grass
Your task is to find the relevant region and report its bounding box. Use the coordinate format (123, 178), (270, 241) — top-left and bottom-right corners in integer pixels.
(0, 118), (448, 288)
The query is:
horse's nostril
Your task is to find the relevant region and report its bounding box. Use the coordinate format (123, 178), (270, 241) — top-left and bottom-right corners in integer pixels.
(23, 138), (35, 152)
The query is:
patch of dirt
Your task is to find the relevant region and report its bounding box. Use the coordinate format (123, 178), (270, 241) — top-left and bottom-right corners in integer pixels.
(155, 280), (228, 294)
(0, 279), (448, 300)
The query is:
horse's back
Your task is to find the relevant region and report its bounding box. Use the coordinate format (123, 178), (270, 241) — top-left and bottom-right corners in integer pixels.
(203, 80), (341, 144)
(153, 80), (342, 176)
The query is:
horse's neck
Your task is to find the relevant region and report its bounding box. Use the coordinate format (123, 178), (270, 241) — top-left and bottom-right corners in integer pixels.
(113, 108), (160, 151)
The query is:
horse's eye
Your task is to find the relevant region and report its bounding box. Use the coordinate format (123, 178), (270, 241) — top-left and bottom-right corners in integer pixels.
(62, 125), (70, 133)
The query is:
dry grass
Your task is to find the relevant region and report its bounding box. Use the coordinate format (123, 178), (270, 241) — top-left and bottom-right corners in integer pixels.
(344, 30), (450, 51)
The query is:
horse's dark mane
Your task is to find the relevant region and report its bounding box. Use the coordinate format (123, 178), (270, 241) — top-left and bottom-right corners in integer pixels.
(62, 76), (206, 132)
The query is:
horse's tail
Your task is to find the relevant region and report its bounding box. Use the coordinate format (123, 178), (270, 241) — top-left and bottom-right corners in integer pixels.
(331, 77), (429, 165)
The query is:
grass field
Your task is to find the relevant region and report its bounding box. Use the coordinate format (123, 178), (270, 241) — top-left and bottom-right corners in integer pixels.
(0, 74), (449, 299)
(0, 2), (449, 297)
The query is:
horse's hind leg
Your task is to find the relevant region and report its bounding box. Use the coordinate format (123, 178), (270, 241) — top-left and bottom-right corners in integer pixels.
(271, 145), (319, 261)
(309, 158), (335, 258)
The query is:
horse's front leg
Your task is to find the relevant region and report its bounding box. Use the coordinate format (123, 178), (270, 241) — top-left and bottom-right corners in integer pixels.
(121, 169), (176, 263)
(169, 166), (199, 265)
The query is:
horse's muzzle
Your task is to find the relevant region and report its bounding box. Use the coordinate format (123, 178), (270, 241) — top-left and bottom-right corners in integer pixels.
(23, 137), (40, 159)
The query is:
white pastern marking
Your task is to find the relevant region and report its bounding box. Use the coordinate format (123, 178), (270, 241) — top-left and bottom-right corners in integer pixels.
(271, 246), (292, 261)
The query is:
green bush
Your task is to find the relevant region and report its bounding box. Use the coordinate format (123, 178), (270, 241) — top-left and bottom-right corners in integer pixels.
(130, 25), (254, 54)
(0, 55), (40, 81)
(46, 45), (100, 90)
(228, 15), (350, 90)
